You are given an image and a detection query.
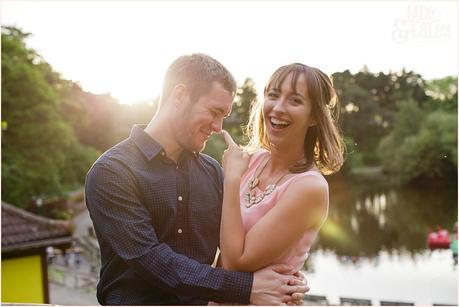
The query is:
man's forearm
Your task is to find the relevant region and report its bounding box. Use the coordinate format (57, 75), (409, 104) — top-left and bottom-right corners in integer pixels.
(125, 242), (253, 303)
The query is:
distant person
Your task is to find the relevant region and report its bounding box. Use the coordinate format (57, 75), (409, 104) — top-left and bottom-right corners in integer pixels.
(451, 222), (458, 265)
(46, 246), (55, 264)
(85, 54), (308, 305)
(218, 63), (343, 284)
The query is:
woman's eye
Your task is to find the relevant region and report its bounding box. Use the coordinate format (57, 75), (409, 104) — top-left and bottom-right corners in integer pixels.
(267, 92), (278, 98)
(291, 97), (303, 104)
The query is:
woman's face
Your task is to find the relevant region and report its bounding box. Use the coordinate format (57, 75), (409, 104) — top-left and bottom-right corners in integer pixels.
(262, 73), (315, 149)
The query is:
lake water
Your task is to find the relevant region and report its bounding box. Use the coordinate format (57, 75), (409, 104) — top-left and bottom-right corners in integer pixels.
(303, 178), (458, 305)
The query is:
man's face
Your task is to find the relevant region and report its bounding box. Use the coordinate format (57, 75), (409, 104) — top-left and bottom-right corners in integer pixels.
(176, 81), (233, 152)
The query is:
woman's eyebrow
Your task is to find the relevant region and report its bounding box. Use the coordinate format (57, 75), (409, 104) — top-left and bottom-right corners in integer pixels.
(292, 92), (306, 99)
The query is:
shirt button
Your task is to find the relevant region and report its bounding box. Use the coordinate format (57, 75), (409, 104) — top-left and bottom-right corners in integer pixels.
(177, 228), (183, 234)
(161, 151), (165, 156)
(178, 196), (183, 201)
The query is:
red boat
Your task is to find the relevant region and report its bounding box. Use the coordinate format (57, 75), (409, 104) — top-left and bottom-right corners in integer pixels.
(427, 227), (450, 249)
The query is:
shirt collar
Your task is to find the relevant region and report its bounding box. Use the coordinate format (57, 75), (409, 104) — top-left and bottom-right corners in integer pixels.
(129, 124), (164, 161)
(129, 124), (199, 162)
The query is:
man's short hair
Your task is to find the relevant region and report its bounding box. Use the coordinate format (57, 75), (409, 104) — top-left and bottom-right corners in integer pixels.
(160, 53), (237, 104)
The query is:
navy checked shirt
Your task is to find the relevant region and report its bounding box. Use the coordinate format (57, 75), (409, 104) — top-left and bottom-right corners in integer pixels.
(85, 125), (253, 305)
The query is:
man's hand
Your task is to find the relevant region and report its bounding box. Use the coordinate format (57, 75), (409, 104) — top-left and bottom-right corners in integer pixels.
(288, 271), (308, 305)
(250, 264), (309, 305)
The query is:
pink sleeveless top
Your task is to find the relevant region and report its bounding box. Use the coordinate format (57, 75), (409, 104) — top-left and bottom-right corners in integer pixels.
(240, 149), (328, 273)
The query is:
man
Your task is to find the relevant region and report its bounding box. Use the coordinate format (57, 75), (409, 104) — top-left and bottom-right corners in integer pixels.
(85, 53), (308, 305)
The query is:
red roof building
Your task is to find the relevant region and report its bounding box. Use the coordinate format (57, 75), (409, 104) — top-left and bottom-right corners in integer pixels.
(1, 201), (73, 304)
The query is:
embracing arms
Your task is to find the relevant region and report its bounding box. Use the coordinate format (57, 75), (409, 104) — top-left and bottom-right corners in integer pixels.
(85, 160), (308, 305)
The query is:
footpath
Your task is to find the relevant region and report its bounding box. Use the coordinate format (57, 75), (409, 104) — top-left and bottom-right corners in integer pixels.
(48, 200), (100, 305)
(49, 283), (99, 305)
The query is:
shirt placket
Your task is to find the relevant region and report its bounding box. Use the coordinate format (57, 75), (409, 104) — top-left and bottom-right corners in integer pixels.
(175, 158), (189, 246)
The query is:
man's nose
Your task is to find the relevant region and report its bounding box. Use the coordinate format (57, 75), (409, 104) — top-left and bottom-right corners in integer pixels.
(211, 117), (224, 133)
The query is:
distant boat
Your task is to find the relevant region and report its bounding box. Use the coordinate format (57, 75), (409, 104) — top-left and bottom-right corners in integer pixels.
(427, 227), (450, 249)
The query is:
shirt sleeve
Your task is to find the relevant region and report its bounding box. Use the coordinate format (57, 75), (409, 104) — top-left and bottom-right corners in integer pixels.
(85, 161), (253, 304)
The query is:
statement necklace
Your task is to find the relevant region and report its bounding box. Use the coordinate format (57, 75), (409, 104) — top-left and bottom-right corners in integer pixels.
(245, 156), (290, 208)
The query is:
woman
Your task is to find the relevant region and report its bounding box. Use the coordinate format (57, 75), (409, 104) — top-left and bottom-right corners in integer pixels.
(219, 63), (344, 293)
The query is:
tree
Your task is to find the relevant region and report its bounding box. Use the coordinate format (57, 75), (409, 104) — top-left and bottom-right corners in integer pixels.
(379, 100), (457, 185)
(1, 26), (99, 208)
(333, 68), (428, 166)
(425, 76), (458, 111)
(61, 83), (121, 151)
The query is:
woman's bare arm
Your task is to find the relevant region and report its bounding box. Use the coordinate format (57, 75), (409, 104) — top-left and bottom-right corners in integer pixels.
(220, 174), (328, 272)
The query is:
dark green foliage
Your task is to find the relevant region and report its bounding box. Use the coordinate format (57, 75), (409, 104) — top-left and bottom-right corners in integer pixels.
(225, 78), (257, 145)
(334, 68), (457, 185)
(1, 26), (99, 208)
(379, 101), (457, 184)
(333, 68), (427, 164)
(341, 136), (364, 174)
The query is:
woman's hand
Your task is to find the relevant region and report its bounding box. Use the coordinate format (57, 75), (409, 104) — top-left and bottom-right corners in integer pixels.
(221, 130), (250, 181)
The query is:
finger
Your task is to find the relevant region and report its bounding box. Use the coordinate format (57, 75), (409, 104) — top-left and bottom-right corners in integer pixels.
(282, 294), (300, 304)
(293, 270), (305, 279)
(292, 299), (303, 306)
(221, 130), (238, 149)
(288, 278), (305, 286)
(287, 285), (309, 294)
(281, 295), (293, 303)
(294, 271), (307, 284)
(291, 293), (305, 301)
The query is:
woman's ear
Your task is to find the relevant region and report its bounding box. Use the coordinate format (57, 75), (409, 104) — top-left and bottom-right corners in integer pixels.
(309, 117), (317, 127)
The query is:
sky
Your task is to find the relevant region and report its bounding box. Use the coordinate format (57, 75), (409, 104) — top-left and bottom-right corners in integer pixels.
(1, 0), (457, 104)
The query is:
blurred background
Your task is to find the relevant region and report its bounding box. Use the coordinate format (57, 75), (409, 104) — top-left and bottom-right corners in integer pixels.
(1, 1), (457, 305)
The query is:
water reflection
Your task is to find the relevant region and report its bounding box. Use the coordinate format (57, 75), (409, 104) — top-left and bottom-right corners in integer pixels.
(303, 249), (457, 305)
(313, 177), (458, 259)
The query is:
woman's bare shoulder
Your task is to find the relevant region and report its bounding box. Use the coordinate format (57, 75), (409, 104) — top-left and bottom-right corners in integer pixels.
(284, 172), (329, 209)
(290, 169), (328, 190)
(248, 148), (269, 165)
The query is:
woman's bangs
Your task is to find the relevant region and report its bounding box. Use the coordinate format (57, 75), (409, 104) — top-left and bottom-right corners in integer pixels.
(265, 65), (310, 97)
